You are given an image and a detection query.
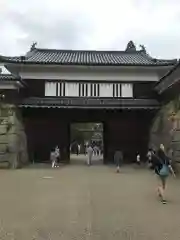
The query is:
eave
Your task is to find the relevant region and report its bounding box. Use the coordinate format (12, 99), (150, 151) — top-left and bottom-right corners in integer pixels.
(0, 80), (23, 90)
(3, 63), (177, 77)
(154, 60), (180, 94)
(1, 60), (176, 67)
(0, 74), (26, 89)
(18, 97), (160, 110)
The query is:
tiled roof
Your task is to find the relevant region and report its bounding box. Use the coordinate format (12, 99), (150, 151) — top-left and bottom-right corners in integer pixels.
(0, 43), (177, 67)
(155, 60), (180, 93)
(157, 60), (180, 84)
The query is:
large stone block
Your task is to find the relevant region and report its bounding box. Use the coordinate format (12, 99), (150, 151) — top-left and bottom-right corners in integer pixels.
(6, 124), (16, 134)
(171, 142), (180, 151)
(8, 134), (19, 152)
(172, 131), (180, 142)
(0, 125), (7, 135)
(173, 162), (180, 175)
(0, 134), (8, 144)
(8, 153), (21, 169)
(7, 115), (15, 124)
(0, 144), (8, 152)
(0, 153), (9, 163)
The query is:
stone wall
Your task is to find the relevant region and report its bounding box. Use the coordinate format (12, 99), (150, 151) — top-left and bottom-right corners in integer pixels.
(149, 97), (180, 172)
(0, 103), (28, 168)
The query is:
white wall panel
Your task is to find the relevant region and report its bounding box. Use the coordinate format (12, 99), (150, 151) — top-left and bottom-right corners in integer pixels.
(121, 83), (133, 97)
(45, 82), (56, 96)
(100, 83), (113, 97)
(65, 83), (79, 97)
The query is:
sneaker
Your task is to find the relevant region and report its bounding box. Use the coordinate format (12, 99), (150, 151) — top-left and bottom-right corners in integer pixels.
(161, 199), (167, 204)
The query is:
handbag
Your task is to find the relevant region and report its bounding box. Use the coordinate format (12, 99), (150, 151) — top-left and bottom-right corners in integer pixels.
(153, 152), (169, 177)
(159, 157), (169, 177)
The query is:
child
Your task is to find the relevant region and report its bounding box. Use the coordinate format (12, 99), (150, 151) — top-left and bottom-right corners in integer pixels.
(51, 147), (59, 168)
(136, 153), (141, 165)
(147, 149), (152, 168)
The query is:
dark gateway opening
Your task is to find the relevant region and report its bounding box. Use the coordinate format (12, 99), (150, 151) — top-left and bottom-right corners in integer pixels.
(22, 108), (155, 165)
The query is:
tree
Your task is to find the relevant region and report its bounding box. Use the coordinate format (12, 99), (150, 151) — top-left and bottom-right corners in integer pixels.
(70, 123), (103, 143)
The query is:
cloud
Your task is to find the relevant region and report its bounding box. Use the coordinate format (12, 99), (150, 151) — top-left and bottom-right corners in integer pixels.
(0, 0), (180, 59)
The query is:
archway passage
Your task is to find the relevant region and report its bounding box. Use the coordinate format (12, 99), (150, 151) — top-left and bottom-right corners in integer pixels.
(70, 122), (104, 165)
(21, 108), (155, 165)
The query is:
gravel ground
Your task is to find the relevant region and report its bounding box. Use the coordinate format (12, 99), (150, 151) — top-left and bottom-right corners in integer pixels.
(0, 156), (180, 240)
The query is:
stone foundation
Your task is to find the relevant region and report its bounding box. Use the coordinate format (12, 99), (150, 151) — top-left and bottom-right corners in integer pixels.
(0, 104), (28, 169)
(149, 99), (180, 173)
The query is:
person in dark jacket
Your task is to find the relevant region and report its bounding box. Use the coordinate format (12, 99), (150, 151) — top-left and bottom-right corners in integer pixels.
(152, 144), (175, 204)
(114, 150), (123, 173)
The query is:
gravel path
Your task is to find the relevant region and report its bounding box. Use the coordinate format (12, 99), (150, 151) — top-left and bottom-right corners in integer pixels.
(0, 159), (180, 239)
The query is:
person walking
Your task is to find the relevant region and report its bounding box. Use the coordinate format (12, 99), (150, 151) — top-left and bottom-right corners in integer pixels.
(87, 145), (93, 166)
(76, 143), (79, 155)
(55, 146), (60, 166)
(114, 150), (123, 173)
(50, 148), (57, 168)
(147, 148), (153, 169)
(76, 143), (80, 156)
(84, 142), (88, 155)
(93, 145), (99, 156)
(152, 144), (176, 204)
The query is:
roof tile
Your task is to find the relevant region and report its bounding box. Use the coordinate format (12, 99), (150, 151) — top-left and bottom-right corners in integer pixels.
(0, 47), (177, 66)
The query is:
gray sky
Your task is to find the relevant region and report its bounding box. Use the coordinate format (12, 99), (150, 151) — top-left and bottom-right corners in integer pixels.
(0, 0), (180, 59)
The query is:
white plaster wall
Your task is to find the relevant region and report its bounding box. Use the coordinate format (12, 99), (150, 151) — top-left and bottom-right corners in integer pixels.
(45, 82), (56, 96)
(65, 83), (79, 97)
(17, 65), (161, 82)
(121, 84), (133, 97)
(87, 83), (91, 97)
(99, 83), (113, 97)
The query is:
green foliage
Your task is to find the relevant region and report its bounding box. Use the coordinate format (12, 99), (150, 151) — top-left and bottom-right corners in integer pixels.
(70, 123), (102, 143)
(173, 95), (180, 113)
